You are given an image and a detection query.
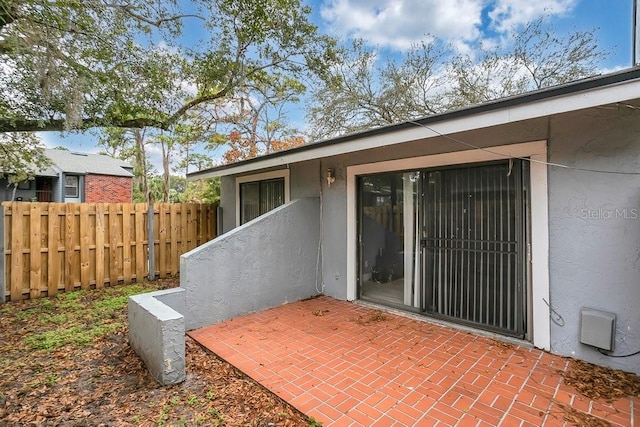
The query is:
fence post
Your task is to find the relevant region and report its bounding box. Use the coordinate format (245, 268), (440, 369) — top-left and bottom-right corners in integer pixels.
(0, 204), (5, 303)
(147, 203), (155, 280)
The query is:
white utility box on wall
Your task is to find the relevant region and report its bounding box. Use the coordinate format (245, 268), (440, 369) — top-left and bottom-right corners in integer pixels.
(580, 308), (616, 351)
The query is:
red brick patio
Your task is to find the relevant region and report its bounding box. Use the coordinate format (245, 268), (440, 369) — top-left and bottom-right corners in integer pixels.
(189, 296), (639, 426)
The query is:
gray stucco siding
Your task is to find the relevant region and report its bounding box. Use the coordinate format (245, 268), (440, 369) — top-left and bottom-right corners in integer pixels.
(220, 175), (236, 234)
(180, 197), (321, 330)
(217, 119), (550, 235)
(215, 106), (640, 374)
(546, 107), (640, 373)
(128, 289), (186, 385)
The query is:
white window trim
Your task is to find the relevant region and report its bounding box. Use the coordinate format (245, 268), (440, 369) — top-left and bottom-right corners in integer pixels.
(346, 140), (550, 350)
(64, 175), (79, 198)
(235, 169), (290, 227)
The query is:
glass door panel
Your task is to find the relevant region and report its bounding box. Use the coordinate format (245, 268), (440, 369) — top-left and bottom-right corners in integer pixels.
(358, 172), (419, 308)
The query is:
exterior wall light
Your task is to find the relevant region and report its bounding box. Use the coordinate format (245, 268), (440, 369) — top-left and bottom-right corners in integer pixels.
(327, 168), (336, 187)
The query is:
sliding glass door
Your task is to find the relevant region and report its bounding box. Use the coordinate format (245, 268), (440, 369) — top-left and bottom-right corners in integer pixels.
(358, 160), (529, 337)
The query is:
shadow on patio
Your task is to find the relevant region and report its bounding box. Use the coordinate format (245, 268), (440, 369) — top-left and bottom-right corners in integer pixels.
(189, 296), (639, 426)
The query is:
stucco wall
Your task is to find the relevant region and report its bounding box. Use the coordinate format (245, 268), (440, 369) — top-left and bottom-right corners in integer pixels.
(220, 175), (235, 234)
(547, 107), (640, 373)
(180, 197), (321, 330)
(290, 160), (321, 199)
(215, 108), (640, 373)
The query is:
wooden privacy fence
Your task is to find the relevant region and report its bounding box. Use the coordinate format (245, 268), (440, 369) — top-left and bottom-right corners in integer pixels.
(1, 202), (217, 302)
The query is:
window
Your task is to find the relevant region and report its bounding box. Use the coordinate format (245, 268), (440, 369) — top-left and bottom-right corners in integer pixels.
(239, 178), (285, 224)
(17, 180), (31, 190)
(64, 175), (79, 198)
(236, 169), (289, 226)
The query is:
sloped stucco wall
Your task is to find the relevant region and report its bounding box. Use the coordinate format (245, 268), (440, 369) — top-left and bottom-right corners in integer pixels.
(180, 197), (321, 330)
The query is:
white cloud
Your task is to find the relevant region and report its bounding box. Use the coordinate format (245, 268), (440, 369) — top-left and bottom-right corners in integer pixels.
(488, 0), (577, 32)
(320, 0), (484, 50)
(319, 0), (581, 51)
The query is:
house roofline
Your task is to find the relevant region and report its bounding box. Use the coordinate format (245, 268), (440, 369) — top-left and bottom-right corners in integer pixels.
(188, 66), (640, 180)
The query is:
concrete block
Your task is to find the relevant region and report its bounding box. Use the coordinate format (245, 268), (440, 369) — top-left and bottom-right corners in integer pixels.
(128, 290), (186, 385)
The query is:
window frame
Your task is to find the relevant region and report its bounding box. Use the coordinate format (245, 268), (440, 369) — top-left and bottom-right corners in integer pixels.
(17, 180), (31, 190)
(64, 175), (79, 198)
(235, 169), (290, 226)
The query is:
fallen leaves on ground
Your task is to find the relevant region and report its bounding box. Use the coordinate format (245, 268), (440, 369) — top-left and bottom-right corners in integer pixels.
(312, 309), (329, 317)
(352, 311), (388, 326)
(490, 339), (515, 351)
(0, 279), (310, 426)
(554, 402), (611, 427)
(561, 358), (640, 402)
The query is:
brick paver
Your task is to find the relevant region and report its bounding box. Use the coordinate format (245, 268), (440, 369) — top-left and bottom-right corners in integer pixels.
(189, 296), (638, 426)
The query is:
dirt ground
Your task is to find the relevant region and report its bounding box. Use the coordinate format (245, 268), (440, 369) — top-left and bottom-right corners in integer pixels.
(0, 279), (312, 426)
(1, 279), (638, 427)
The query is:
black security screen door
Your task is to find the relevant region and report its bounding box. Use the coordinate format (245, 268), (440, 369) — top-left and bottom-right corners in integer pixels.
(421, 161), (527, 337)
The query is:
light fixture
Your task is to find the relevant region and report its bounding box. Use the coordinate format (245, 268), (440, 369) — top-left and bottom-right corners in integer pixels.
(327, 168), (336, 187)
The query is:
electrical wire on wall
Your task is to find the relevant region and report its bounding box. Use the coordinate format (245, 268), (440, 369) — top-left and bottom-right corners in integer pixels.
(406, 120), (640, 176)
(315, 162), (325, 294)
(598, 348), (640, 358)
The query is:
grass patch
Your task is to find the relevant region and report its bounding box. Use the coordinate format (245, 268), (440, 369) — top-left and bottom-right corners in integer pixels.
(11, 283), (159, 352)
(24, 322), (122, 351)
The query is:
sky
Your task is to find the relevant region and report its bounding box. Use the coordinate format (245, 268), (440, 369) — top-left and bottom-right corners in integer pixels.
(39, 0), (635, 171)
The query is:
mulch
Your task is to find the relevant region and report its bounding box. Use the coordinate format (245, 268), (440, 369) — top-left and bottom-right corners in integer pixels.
(0, 279), (310, 426)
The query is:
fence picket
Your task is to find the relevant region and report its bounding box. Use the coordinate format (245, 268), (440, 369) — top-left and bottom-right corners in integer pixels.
(157, 203), (167, 279)
(122, 203), (132, 283)
(48, 204), (61, 296)
(10, 204), (24, 301)
(170, 204), (179, 276)
(65, 204), (76, 291)
(29, 203), (42, 298)
(180, 204), (188, 256)
(134, 204), (145, 281)
(95, 204), (105, 289)
(79, 203), (91, 289)
(108, 204), (119, 286)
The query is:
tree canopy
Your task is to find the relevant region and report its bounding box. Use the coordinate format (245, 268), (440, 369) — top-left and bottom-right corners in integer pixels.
(1, 0), (336, 180)
(307, 19), (607, 140)
(1, 0), (335, 133)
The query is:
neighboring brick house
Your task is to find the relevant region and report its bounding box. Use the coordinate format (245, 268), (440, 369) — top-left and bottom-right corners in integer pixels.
(0, 149), (134, 203)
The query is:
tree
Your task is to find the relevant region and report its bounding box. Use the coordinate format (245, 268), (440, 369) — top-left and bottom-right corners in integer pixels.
(307, 19), (606, 140)
(200, 76), (308, 163)
(448, 19), (607, 109)
(0, 132), (52, 200)
(1, 0), (336, 177)
(308, 39), (451, 139)
(98, 127), (156, 203)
